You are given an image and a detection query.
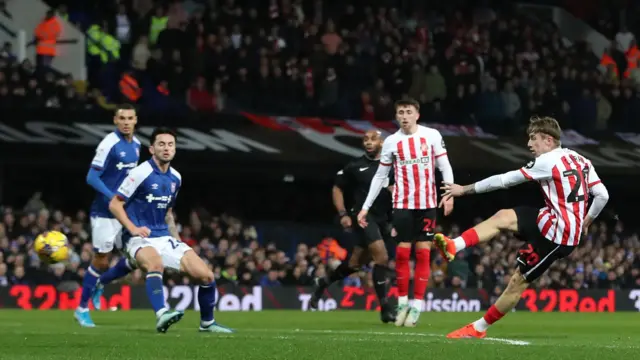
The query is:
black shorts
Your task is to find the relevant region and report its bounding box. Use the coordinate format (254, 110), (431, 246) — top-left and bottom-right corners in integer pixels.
(514, 206), (575, 282)
(391, 208), (437, 243)
(352, 214), (389, 248)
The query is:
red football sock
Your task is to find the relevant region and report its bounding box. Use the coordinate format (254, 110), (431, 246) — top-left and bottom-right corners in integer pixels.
(395, 246), (411, 297)
(483, 305), (505, 325)
(461, 228), (480, 248)
(413, 248), (431, 300)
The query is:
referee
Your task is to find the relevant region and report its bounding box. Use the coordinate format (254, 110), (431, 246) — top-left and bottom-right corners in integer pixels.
(310, 129), (396, 323)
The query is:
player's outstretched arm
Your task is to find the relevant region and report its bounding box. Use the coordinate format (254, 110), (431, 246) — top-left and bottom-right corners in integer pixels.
(441, 169), (530, 200)
(165, 209), (181, 240)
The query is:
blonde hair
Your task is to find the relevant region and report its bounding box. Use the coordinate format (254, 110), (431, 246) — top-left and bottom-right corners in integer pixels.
(527, 116), (561, 144)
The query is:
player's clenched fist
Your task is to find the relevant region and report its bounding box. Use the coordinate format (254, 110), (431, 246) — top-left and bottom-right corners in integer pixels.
(357, 209), (368, 228)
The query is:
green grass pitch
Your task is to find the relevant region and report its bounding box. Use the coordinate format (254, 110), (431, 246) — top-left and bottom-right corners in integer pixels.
(1, 310), (638, 360)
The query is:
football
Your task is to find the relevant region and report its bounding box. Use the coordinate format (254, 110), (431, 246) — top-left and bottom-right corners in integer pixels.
(34, 231), (70, 263)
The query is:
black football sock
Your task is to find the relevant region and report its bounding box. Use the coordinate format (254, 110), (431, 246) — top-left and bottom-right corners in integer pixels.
(327, 262), (358, 284)
(372, 264), (391, 306)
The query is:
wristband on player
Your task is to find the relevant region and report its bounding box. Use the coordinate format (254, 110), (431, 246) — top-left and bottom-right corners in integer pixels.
(338, 210), (348, 217)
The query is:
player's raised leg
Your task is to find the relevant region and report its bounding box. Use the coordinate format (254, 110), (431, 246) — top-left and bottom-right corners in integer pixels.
(434, 209), (518, 262)
(93, 256), (133, 308)
(309, 246), (362, 310)
(178, 247), (233, 333)
(132, 241), (185, 333)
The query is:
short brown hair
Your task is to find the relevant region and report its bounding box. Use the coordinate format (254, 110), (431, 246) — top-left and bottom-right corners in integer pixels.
(527, 116), (561, 142)
(395, 97), (420, 112)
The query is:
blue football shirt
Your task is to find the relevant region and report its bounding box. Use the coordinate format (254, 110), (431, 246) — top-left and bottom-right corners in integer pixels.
(89, 131), (141, 218)
(116, 159), (182, 240)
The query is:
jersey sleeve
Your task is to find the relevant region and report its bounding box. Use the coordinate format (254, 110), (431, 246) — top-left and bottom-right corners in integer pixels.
(169, 168), (182, 208)
(387, 167), (395, 187)
(334, 165), (350, 190)
(432, 130), (448, 159)
(116, 167), (148, 201)
(91, 135), (118, 170)
(170, 184), (180, 208)
(519, 156), (553, 181)
(379, 138), (395, 166)
(587, 163), (602, 188)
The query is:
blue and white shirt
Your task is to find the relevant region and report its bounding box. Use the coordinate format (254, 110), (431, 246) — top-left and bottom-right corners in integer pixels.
(116, 159), (182, 240)
(90, 131), (141, 218)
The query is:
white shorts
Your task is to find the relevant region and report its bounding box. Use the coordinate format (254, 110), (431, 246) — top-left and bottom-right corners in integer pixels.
(91, 217), (123, 253)
(125, 236), (191, 271)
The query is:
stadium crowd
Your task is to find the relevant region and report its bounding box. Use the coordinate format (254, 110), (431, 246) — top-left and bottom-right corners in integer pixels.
(1, 195), (638, 293)
(1, 1), (640, 135)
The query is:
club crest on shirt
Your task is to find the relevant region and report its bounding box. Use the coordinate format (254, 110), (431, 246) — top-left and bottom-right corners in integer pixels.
(525, 160), (535, 169)
(171, 182), (176, 193)
(421, 142), (428, 153)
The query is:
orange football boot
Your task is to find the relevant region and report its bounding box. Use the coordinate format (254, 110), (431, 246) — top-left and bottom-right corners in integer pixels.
(446, 324), (487, 339)
(434, 233), (456, 262)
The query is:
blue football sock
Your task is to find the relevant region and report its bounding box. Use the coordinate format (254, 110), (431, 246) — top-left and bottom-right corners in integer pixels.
(99, 257), (132, 285)
(145, 272), (166, 316)
(198, 282), (216, 323)
(79, 265), (102, 309)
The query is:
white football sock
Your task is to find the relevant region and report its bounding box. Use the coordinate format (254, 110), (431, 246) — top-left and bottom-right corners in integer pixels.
(201, 319), (215, 327)
(454, 237), (467, 252)
(472, 317), (490, 332)
(155, 307), (168, 319)
(412, 299), (424, 310)
(398, 295), (409, 306)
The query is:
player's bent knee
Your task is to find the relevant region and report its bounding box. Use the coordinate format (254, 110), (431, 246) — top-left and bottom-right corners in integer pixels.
(414, 241), (431, 249)
(491, 209), (518, 231)
(180, 250), (210, 282)
(397, 241), (412, 248)
(201, 271), (215, 285)
(349, 247), (364, 268)
(507, 271), (529, 293)
(135, 247), (164, 273)
(92, 253), (110, 269)
(369, 241), (389, 264)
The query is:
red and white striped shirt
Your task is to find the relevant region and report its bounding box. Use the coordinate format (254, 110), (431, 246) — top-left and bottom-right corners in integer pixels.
(373, 125), (451, 210)
(519, 148), (603, 246)
(474, 148), (608, 247)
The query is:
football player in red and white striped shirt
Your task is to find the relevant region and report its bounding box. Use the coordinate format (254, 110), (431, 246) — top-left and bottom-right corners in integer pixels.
(435, 116), (609, 339)
(357, 98), (454, 327)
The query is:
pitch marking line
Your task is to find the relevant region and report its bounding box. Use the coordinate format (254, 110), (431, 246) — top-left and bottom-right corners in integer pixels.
(244, 328), (531, 346)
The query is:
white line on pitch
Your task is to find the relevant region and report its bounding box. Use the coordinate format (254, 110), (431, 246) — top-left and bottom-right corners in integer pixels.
(243, 328), (531, 346)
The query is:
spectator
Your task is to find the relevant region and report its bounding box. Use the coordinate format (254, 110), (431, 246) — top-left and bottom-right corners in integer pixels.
(34, 10), (61, 70)
(615, 26), (635, 53)
(594, 89), (612, 132)
(502, 80), (521, 123)
(424, 64), (447, 103)
(260, 269), (282, 287)
(131, 35), (151, 71)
